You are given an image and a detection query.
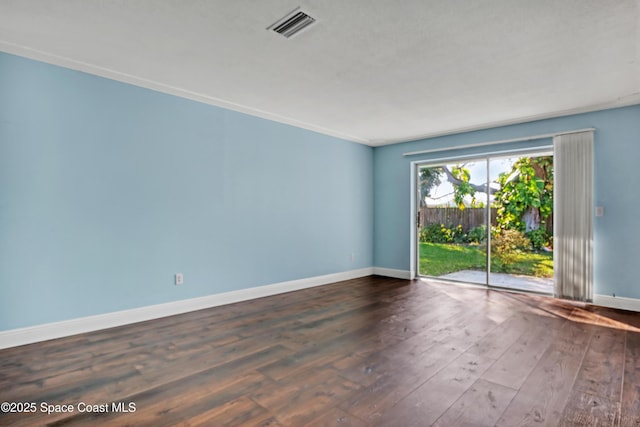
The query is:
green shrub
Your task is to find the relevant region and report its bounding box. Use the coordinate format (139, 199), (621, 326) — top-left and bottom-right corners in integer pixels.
(420, 223), (452, 243)
(492, 229), (531, 252)
(525, 228), (550, 250)
(451, 225), (468, 243)
(467, 225), (487, 244)
(419, 223), (471, 244)
(491, 229), (532, 264)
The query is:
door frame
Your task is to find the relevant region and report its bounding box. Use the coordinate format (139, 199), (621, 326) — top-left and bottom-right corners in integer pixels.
(410, 147), (554, 290)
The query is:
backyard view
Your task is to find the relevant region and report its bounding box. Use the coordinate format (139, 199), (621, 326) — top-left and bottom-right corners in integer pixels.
(418, 154), (554, 293)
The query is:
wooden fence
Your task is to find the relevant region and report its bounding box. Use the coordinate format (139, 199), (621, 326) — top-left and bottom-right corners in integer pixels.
(419, 207), (497, 232)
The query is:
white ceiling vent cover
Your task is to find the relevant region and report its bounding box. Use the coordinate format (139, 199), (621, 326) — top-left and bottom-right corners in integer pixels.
(268, 7), (316, 38)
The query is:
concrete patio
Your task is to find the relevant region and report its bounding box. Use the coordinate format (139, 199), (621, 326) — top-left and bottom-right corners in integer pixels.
(439, 269), (553, 294)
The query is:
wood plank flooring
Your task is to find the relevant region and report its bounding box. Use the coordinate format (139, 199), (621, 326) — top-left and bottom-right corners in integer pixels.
(1, 275), (640, 426)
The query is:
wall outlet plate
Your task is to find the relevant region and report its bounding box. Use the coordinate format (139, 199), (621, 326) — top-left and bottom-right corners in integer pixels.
(175, 273), (184, 285)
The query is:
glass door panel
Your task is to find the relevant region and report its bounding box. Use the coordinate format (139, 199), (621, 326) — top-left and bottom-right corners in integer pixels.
(417, 160), (488, 285)
(488, 154), (554, 294)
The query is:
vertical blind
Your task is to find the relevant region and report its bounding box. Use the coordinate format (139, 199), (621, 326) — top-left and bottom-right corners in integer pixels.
(553, 131), (594, 302)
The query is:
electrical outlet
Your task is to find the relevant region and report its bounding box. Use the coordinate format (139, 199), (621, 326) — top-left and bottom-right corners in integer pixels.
(175, 273), (184, 285)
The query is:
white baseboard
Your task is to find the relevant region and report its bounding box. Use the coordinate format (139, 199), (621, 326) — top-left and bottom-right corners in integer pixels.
(372, 267), (413, 280)
(593, 294), (640, 312)
(0, 268), (374, 350)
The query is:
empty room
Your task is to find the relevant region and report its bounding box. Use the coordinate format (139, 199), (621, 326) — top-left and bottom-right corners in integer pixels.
(1, 1), (640, 426)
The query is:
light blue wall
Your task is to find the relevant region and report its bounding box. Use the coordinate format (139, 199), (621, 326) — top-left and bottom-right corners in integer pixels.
(2, 51), (639, 332)
(374, 104), (640, 299)
(0, 53), (373, 330)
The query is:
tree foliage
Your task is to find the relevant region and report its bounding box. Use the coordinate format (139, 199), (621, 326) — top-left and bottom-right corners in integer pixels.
(450, 166), (475, 209)
(494, 156), (553, 233)
(419, 167), (442, 206)
(419, 156), (553, 239)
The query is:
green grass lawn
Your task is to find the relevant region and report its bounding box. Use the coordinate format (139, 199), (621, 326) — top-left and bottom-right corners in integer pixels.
(419, 242), (553, 278)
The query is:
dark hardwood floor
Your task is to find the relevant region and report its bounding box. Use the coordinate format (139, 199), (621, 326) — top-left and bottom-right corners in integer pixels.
(1, 275), (640, 426)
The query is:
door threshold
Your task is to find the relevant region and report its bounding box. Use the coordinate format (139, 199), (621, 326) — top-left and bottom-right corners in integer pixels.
(418, 276), (553, 297)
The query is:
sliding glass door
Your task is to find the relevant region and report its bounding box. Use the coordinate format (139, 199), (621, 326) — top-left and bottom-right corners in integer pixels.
(416, 152), (554, 294)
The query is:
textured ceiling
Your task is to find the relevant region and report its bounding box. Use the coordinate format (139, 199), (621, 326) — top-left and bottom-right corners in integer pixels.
(1, 0), (639, 146)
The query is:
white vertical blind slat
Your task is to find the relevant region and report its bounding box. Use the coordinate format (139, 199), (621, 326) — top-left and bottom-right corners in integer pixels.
(553, 131), (594, 302)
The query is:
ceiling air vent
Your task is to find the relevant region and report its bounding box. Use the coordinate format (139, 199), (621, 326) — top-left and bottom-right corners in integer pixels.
(268, 7), (316, 38)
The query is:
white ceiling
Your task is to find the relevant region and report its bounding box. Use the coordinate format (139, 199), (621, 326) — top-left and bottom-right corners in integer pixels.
(1, 0), (639, 146)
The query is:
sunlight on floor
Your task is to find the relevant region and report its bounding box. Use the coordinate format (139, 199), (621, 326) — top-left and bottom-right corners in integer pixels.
(419, 277), (640, 333)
